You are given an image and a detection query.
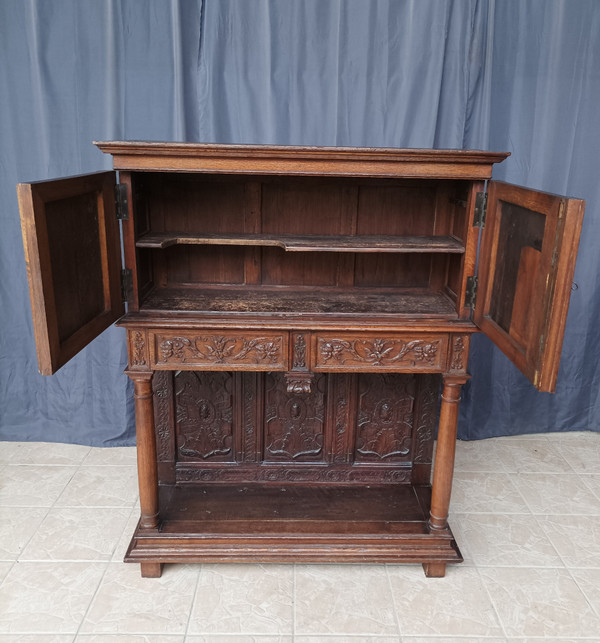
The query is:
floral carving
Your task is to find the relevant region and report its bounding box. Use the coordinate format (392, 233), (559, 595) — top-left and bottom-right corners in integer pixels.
(319, 338), (439, 367)
(414, 375), (440, 463)
(131, 331), (146, 366)
(153, 371), (173, 462)
(292, 333), (307, 369)
(451, 335), (466, 371)
(158, 335), (283, 365)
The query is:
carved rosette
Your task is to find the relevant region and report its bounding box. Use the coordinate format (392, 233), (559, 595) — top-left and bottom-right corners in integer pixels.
(317, 336), (442, 369)
(155, 333), (286, 369)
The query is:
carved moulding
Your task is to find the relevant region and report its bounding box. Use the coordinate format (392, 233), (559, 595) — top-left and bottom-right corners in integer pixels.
(153, 332), (286, 369)
(316, 336), (443, 370)
(129, 330), (148, 367)
(449, 334), (469, 372)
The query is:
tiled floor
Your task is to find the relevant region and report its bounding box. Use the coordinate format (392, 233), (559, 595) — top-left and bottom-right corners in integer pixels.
(0, 431), (599, 641)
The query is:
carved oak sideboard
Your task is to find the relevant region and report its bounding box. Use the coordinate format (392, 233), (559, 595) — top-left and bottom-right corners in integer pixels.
(18, 143), (584, 577)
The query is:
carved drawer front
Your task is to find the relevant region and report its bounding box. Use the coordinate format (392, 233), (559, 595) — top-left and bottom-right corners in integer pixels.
(150, 330), (289, 370)
(314, 333), (448, 372)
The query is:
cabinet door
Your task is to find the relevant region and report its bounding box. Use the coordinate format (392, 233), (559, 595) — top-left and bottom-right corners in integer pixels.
(474, 181), (584, 392)
(18, 172), (124, 375)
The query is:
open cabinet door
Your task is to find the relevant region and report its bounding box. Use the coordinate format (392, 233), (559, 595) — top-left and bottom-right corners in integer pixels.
(18, 172), (124, 375)
(474, 181), (584, 392)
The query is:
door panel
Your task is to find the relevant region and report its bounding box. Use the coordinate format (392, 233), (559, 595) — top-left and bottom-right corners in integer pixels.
(474, 181), (584, 392)
(18, 172), (123, 374)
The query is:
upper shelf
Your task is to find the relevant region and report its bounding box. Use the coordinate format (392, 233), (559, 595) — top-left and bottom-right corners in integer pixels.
(136, 232), (466, 254)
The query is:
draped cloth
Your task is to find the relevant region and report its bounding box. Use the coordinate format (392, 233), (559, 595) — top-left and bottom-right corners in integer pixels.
(0, 0), (598, 444)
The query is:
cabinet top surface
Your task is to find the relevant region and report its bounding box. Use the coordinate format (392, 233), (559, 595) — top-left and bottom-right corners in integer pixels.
(95, 141), (509, 179)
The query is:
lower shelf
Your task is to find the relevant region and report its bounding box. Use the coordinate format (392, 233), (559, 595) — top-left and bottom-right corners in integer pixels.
(124, 483), (463, 570)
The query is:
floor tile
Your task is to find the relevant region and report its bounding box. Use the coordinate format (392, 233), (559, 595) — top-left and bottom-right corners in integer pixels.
(494, 438), (575, 474)
(402, 638), (506, 643)
(0, 636), (74, 642)
(454, 438), (509, 473)
(82, 446), (137, 466)
(480, 566), (600, 637)
(186, 637), (292, 642)
(0, 506), (48, 560)
(0, 562), (106, 634)
(0, 466), (77, 507)
(55, 466), (138, 508)
(76, 636), (184, 642)
(450, 513), (562, 567)
(0, 562), (14, 585)
(295, 565), (398, 636)
(80, 563), (197, 634)
(19, 507), (131, 561)
(110, 508), (140, 563)
(580, 473), (600, 500)
(554, 432), (600, 473)
(295, 637), (399, 643)
(516, 473), (600, 515)
(387, 566), (503, 637)
(188, 564), (293, 635)
(450, 472), (530, 514)
(569, 567), (600, 616)
(0, 441), (90, 465)
(537, 514), (600, 568)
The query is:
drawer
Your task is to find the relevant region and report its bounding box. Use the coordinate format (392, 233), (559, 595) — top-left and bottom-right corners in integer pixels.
(150, 330), (289, 371)
(313, 333), (448, 372)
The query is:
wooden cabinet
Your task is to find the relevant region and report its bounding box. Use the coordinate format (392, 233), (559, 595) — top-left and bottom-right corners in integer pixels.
(18, 143), (584, 577)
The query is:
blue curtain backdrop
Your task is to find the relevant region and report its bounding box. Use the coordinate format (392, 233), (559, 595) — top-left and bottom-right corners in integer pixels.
(0, 0), (598, 445)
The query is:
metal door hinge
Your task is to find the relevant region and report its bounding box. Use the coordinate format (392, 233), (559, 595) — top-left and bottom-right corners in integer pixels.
(466, 275), (478, 308)
(120, 268), (133, 302)
(115, 184), (129, 220)
(473, 192), (487, 228)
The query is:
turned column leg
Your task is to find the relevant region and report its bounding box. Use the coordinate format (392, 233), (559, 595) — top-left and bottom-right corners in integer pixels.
(428, 374), (469, 532)
(423, 374), (468, 578)
(125, 370), (160, 530)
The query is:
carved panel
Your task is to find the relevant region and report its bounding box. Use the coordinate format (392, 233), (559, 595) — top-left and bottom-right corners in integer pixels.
(176, 464), (411, 484)
(152, 331), (288, 370)
(243, 374), (258, 462)
(174, 371), (234, 461)
(153, 371), (174, 462)
(129, 330), (148, 367)
(449, 334), (469, 372)
(414, 375), (440, 464)
(292, 333), (307, 369)
(315, 334), (445, 371)
(264, 372), (325, 461)
(355, 374), (415, 462)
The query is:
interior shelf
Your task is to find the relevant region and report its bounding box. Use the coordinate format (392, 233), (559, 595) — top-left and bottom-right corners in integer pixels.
(136, 232), (465, 254)
(141, 285), (458, 318)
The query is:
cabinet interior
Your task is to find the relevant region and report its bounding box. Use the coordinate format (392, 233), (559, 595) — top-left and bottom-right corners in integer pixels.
(131, 173), (471, 319)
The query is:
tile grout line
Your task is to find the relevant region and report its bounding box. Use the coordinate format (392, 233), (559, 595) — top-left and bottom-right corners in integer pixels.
(474, 565), (510, 641)
(383, 563), (403, 641)
(183, 562), (202, 639)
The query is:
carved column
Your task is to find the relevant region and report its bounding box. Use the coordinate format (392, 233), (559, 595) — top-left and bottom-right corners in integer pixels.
(428, 374), (469, 532)
(126, 370), (159, 531)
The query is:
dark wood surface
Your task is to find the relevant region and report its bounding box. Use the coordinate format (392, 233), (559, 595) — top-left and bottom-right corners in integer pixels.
(475, 181), (584, 392)
(140, 285), (458, 318)
(18, 172), (123, 374)
(136, 232), (466, 253)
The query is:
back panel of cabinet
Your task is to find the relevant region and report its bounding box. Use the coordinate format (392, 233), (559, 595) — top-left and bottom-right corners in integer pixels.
(131, 173), (470, 313)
